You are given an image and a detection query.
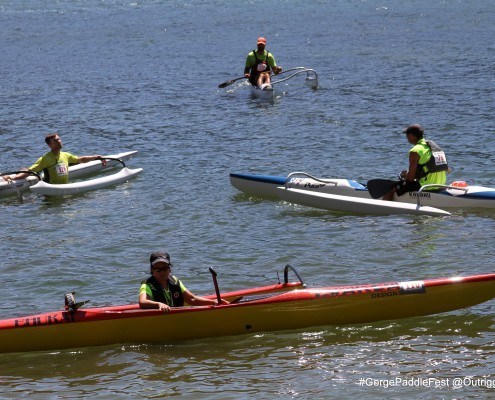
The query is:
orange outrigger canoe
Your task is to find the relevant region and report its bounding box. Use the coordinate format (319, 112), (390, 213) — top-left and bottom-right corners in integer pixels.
(0, 266), (494, 354)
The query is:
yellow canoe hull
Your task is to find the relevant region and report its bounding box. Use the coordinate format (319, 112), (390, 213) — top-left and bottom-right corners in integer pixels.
(1, 274), (494, 353)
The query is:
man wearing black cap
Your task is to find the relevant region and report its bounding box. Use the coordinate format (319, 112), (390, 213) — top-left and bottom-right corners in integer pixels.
(383, 124), (448, 201)
(139, 251), (229, 312)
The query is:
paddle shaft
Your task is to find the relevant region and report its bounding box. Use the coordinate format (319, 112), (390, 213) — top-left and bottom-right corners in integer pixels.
(218, 76), (246, 88)
(209, 267), (222, 305)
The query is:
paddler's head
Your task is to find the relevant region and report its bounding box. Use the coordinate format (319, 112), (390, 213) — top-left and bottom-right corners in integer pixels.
(257, 37), (266, 51)
(45, 133), (62, 152)
(149, 251), (172, 275)
(403, 124), (424, 144)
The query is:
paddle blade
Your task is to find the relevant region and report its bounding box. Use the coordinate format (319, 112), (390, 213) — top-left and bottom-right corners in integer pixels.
(218, 76), (245, 88)
(218, 81), (233, 88)
(367, 179), (397, 199)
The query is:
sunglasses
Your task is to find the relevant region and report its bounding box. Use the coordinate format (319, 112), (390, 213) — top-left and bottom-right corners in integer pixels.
(152, 266), (171, 273)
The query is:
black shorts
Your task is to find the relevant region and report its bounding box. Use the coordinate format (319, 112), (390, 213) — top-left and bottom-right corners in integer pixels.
(396, 180), (421, 196)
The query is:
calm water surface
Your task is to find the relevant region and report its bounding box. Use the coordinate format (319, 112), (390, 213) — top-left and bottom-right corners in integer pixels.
(1, 0), (494, 398)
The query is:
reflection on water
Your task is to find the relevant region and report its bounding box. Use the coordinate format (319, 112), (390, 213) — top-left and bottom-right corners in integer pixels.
(1, 313), (493, 398)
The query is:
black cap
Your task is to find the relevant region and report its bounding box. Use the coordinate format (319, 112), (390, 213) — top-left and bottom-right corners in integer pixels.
(150, 251), (171, 266)
(403, 124), (424, 137)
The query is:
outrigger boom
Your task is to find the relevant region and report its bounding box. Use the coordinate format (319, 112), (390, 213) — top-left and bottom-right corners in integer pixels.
(271, 67), (318, 89)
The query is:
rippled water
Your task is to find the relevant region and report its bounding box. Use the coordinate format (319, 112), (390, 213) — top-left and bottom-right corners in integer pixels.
(1, 0), (494, 398)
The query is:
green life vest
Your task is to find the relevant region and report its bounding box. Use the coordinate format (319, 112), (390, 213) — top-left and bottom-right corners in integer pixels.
(143, 276), (184, 307)
(416, 140), (449, 180)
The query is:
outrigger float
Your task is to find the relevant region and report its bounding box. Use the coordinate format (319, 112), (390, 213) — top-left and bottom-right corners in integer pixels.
(0, 150), (141, 198)
(0, 265), (494, 354)
(230, 172), (495, 215)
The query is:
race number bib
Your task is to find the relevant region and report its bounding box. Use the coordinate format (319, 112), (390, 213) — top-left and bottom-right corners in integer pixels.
(55, 162), (68, 176)
(257, 63), (268, 72)
(432, 151), (447, 166)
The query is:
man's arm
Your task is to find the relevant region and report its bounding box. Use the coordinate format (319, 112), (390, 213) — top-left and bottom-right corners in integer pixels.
(77, 155), (103, 164)
(405, 152), (420, 182)
(244, 53), (253, 77)
(2, 169), (31, 181)
(268, 54), (282, 74)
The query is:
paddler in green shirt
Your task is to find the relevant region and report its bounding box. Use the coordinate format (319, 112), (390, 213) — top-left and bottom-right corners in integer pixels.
(139, 251), (229, 313)
(244, 36), (282, 88)
(383, 124), (449, 201)
(1, 133), (104, 184)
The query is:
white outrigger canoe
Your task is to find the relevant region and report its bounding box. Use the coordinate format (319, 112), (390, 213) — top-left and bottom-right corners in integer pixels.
(230, 172), (495, 214)
(29, 166), (142, 196)
(249, 67), (318, 101)
(1, 150), (139, 198)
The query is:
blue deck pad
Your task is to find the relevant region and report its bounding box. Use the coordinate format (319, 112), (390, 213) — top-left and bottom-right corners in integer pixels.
(230, 173), (286, 185)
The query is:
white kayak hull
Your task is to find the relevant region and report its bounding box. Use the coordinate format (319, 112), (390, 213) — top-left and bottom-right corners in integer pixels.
(0, 150), (137, 199)
(276, 187), (451, 217)
(29, 167), (142, 196)
(230, 173), (495, 210)
(230, 173), (369, 199)
(394, 186), (495, 209)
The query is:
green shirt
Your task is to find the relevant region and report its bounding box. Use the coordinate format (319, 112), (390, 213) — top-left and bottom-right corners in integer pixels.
(410, 138), (447, 188)
(139, 277), (187, 306)
(245, 50), (277, 70)
(29, 151), (79, 184)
